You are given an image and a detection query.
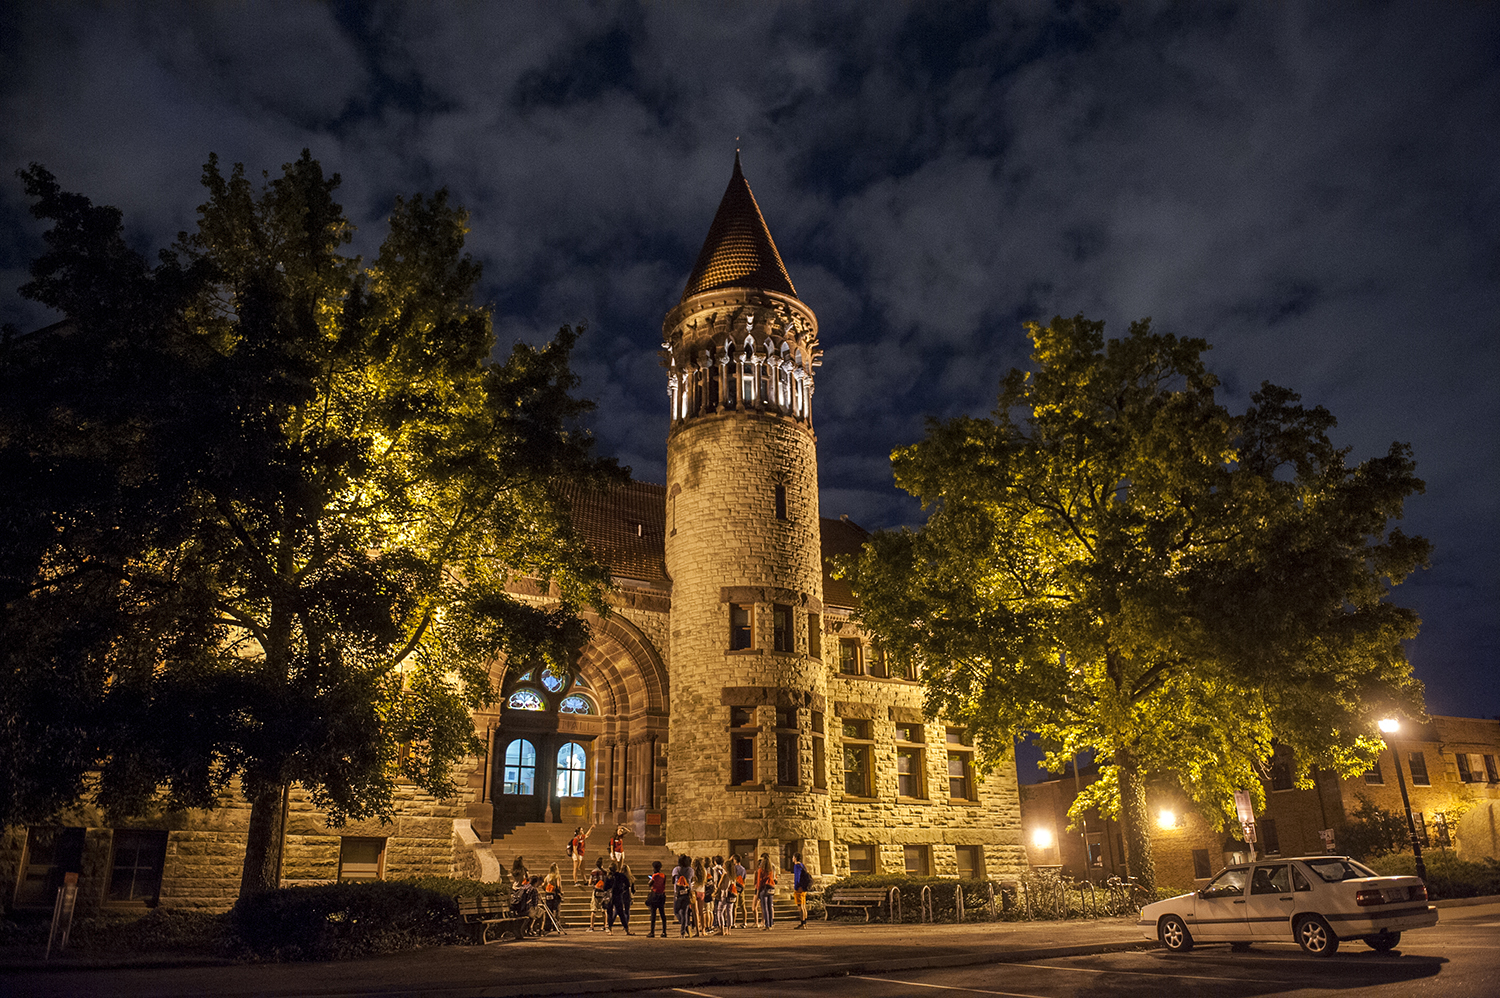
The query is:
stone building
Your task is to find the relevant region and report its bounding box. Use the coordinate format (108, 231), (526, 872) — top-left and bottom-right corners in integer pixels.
(1020, 714), (1500, 890)
(3, 157), (1025, 914)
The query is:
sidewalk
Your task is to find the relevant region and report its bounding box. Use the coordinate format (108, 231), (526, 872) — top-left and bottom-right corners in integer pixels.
(0, 915), (1152, 998)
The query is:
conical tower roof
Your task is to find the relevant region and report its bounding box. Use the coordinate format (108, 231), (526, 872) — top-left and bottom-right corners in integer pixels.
(680, 154), (798, 302)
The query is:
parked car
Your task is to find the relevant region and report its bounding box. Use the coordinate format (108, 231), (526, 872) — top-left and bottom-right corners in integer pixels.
(1139, 855), (1438, 956)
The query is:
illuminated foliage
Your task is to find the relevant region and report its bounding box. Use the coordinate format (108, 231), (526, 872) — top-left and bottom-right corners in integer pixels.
(850, 315), (1428, 889)
(0, 153), (620, 897)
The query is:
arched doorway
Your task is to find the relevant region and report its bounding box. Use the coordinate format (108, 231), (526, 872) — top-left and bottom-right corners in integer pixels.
(556, 741), (589, 823)
(500, 738), (542, 823)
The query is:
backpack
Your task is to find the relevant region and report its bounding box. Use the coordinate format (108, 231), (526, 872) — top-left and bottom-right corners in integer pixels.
(795, 865), (812, 892)
(674, 870), (691, 897)
(591, 869), (608, 894)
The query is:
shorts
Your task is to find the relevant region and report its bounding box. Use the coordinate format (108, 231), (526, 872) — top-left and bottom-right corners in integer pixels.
(592, 893), (608, 913)
(793, 890), (806, 905)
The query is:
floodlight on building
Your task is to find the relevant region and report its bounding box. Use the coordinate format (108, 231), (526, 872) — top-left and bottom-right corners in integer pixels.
(1030, 828), (1054, 850)
(1379, 718), (1400, 734)
(1157, 808), (1177, 830)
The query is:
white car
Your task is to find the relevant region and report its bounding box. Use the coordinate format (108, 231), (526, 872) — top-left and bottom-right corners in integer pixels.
(1139, 855), (1438, 956)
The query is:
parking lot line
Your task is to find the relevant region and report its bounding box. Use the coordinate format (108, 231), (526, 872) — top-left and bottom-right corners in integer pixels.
(853, 976), (1051, 997)
(1012, 960), (1296, 984)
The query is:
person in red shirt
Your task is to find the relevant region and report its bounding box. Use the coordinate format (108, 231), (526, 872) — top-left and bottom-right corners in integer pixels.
(609, 825), (626, 864)
(646, 860), (669, 936)
(568, 824), (595, 884)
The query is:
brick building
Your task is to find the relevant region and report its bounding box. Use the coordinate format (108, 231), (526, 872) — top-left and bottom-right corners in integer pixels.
(3, 157), (1026, 914)
(1020, 715), (1500, 890)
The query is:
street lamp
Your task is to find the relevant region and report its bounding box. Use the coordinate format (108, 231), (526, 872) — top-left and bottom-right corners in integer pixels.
(1378, 718), (1428, 883)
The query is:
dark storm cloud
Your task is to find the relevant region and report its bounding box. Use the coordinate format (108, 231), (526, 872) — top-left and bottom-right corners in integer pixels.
(3, 0), (1496, 719)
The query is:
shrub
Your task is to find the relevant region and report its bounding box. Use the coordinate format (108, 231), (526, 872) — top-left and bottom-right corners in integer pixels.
(1367, 851), (1500, 900)
(231, 879), (480, 961)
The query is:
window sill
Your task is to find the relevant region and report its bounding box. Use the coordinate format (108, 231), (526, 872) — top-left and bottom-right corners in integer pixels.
(947, 797), (980, 805)
(726, 648), (759, 656)
(841, 795), (879, 803)
(896, 795), (931, 806)
(833, 672), (920, 684)
(726, 783), (766, 792)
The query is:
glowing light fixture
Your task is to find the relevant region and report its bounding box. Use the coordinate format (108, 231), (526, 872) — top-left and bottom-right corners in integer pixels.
(1379, 717), (1400, 734)
(1157, 808), (1177, 829)
(1030, 828), (1054, 850)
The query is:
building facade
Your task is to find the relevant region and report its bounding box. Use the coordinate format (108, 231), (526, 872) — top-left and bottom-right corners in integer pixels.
(1021, 714), (1500, 890)
(3, 158), (1025, 915)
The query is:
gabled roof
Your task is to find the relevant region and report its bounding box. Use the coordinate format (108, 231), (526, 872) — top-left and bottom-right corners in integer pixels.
(819, 515), (871, 610)
(560, 480), (669, 584)
(680, 154), (798, 302)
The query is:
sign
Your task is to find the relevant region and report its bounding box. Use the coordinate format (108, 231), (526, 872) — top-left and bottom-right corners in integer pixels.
(1240, 820), (1258, 844)
(45, 872), (79, 959)
(1319, 828), (1336, 851)
(1233, 790), (1254, 825)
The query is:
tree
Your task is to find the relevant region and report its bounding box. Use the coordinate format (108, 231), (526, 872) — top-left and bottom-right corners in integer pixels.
(0, 153), (621, 898)
(850, 315), (1428, 889)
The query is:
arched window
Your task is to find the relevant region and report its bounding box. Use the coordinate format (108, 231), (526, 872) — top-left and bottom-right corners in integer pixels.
(540, 664), (567, 692)
(556, 742), (587, 797)
(559, 694), (593, 715)
(503, 739), (536, 795)
(507, 689), (545, 711)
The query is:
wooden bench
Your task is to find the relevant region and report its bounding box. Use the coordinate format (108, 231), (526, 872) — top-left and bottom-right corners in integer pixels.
(823, 887), (890, 922)
(458, 895), (528, 944)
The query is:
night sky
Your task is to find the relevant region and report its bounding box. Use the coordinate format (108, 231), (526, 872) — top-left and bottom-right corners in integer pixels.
(4, 3), (1496, 743)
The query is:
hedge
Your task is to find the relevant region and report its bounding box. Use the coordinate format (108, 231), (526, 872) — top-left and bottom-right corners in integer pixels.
(1367, 852), (1500, 900)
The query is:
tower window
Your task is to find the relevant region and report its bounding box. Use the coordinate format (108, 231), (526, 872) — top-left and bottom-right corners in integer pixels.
(774, 484), (787, 520)
(730, 706), (757, 785)
(772, 604), (792, 652)
(729, 604), (753, 650)
(838, 638), (862, 675)
(807, 613), (821, 659)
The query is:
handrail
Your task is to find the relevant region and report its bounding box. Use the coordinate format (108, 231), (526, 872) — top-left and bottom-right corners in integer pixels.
(919, 884), (933, 923)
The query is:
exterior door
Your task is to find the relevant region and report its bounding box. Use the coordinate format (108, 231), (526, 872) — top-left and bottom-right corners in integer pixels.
(500, 738), (546, 824)
(1246, 863), (1297, 939)
(555, 742), (589, 824)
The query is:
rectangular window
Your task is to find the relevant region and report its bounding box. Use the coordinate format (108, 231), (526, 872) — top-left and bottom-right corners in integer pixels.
(811, 710), (827, 790)
(729, 604), (753, 650)
(838, 638), (861, 675)
(955, 845), (982, 880)
(1192, 848), (1212, 879)
(818, 840), (834, 877)
(1469, 753), (1489, 782)
(868, 645), (887, 678)
(807, 613), (821, 659)
(776, 733), (799, 786)
(842, 719), (873, 797)
(772, 604), (793, 652)
(1364, 761), (1384, 785)
(14, 826), (85, 907)
(108, 829), (168, 903)
(888, 654), (914, 681)
(1260, 818), (1280, 855)
(903, 845), (930, 876)
(947, 727), (975, 799)
(774, 484), (787, 520)
(338, 836), (386, 881)
(1270, 760), (1293, 791)
(1487, 755), (1500, 784)
(730, 839), (757, 865)
(1457, 753), (1474, 782)
(897, 748), (923, 798)
(846, 844), (875, 875)
(1408, 751), (1430, 786)
(731, 706), (757, 785)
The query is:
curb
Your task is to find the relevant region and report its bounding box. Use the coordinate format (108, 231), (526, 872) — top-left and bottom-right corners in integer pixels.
(1432, 894), (1500, 909)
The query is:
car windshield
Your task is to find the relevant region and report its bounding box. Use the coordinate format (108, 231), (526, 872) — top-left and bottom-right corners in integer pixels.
(1303, 858), (1378, 882)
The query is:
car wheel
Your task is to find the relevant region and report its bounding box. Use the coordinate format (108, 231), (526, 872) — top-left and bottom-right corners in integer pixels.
(1159, 914), (1194, 952)
(1229, 941), (1252, 952)
(1364, 931), (1400, 953)
(1296, 914), (1340, 957)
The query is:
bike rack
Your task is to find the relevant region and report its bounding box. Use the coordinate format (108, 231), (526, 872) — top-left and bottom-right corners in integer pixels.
(955, 883), (966, 923)
(919, 885), (933, 923)
(887, 886), (903, 923)
(986, 882), (997, 920)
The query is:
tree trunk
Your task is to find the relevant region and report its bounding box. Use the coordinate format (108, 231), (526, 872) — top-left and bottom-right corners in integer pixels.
(1116, 755), (1156, 894)
(239, 779), (288, 900)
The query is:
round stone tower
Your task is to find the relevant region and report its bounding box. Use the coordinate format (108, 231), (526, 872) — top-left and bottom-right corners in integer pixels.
(662, 156), (830, 866)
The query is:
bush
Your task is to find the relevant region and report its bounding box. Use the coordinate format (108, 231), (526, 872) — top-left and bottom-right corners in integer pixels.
(230, 878), (492, 961)
(1367, 852), (1500, 900)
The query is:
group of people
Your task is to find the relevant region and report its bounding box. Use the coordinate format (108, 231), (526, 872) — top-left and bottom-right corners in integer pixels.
(507, 855), (565, 936)
(541, 824), (816, 938)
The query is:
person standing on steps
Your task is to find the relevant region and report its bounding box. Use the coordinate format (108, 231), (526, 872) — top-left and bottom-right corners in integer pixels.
(754, 853), (776, 929)
(588, 857), (609, 932)
(691, 857), (708, 937)
(791, 852), (810, 928)
(609, 825), (626, 865)
(646, 860), (669, 937)
(568, 824), (595, 884)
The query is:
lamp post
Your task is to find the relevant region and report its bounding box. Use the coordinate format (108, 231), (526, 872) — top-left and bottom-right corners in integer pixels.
(1379, 718), (1428, 883)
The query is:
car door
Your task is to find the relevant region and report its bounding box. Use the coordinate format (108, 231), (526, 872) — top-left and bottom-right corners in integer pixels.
(1245, 863), (1295, 939)
(1192, 866), (1249, 941)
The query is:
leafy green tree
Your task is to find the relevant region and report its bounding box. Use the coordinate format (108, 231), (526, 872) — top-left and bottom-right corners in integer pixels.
(850, 315), (1428, 889)
(0, 153), (621, 898)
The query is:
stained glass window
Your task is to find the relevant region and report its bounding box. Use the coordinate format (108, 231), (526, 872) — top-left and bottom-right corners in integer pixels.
(559, 695), (593, 715)
(507, 689), (544, 711)
(540, 664), (567, 692)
